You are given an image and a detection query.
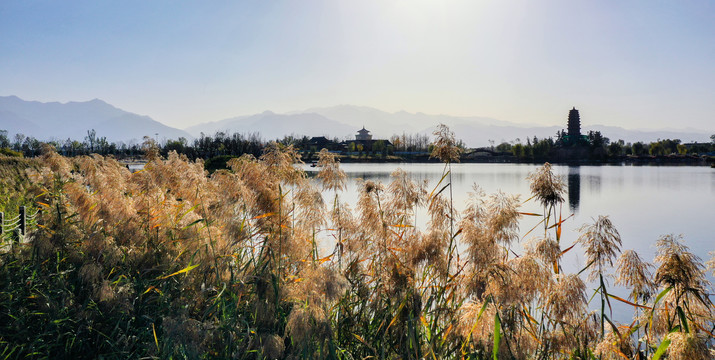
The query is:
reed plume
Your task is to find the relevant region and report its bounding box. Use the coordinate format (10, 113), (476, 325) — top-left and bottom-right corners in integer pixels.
(615, 249), (655, 302)
(485, 191), (521, 247)
(543, 274), (587, 324)
(665, 332), (710, 360)
(593, 329), (634, 360)
(527, 162), (565, 210)
(654, 234), (707, 295)
(577, 215), (622, 281)
(316, 148), (346, 192)
(430, 123), (462, 163)
(526, 235), (561, 267)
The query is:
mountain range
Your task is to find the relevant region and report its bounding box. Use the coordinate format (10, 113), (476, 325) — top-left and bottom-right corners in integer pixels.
(1, 96), (712, 147)
(0, 96), (191, 144)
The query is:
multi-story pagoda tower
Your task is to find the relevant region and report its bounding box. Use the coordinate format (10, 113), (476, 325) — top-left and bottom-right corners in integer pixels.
(567, 107), (581, 139)
(355, 126), (373, 141)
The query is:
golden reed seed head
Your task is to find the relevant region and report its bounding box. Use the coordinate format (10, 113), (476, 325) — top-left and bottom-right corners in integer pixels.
(544, 274), (587, 324)
(486, 191), (521, 246)
(526, 236), (562, 266)
(457, 300), (496, 346)
(356, 180), (383, 234)
(594, 329), (634, 360)
(316, 148), (347, 191)
(427, 193), (451, 230)
(430, 123), (462, 163)
(294, 184), (326, 230)
(654, 234), (707, 293)
(386, 168), (426, 215)
(141, 136), (160, 160)
(644, 288), (714, 338)
(707, 251), (715, 277)
(509, 254), (553, 304)
(615, 249), (655, 302)
(666, 332), (709, 360)
(260, 141), (305, 186)
(577, 215), (622, 281)
(527, 162), (566, 209)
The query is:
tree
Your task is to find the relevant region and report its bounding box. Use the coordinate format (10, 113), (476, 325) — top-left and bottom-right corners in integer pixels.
(21, 136), (41, 156)
(13, 133), (25, 150)
(632, 142), (645, 156)
(676, 144), (688, 155)
(649, 142), (666, 156)
(533, 138), (552, 160)
(660, 139), (680, 154)
(512, 143), (525, 159)
(495, 142), (512, 153)
(85, 129), (97, 153)
(588, 130), (609, 148)
(607, 141), (624, 157)
(165, 138), (187, 154)
(0, 130), (9, 148)
(373, 140), (385, 156)
(97, 136), (109, 154)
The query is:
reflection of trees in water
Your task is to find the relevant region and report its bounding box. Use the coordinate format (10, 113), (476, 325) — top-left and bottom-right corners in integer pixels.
(345, 169), (469, 184)
(568, 166), (581, 212)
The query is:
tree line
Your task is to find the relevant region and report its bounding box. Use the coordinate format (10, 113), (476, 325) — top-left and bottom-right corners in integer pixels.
(0, 129), (437, 159)
(1, 128), (713, 163)
(492, 131), (715, 162)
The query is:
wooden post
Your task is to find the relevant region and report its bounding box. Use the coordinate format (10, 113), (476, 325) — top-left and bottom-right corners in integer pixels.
(19, 206), (26, 236)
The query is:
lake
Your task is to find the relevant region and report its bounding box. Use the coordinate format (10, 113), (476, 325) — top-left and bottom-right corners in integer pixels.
(305, 163), (715, 320)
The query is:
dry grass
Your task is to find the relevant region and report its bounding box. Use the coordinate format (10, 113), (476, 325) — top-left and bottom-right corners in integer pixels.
(0, 138), (712, 359)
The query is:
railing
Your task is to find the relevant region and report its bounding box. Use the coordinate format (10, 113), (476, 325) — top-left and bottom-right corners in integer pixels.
(1, 206), (40, 245)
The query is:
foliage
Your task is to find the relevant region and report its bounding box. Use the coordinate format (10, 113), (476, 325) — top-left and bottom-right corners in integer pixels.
(0, 148), (23, 157)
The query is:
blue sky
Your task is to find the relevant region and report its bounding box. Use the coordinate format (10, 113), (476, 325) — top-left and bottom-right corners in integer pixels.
(1, 0), (713, 130)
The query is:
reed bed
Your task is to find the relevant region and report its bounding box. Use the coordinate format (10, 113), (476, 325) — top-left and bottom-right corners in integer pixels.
(0, 132), (713, 359)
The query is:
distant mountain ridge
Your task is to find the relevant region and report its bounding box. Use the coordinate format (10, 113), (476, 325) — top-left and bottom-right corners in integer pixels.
(2, 96), (711, 147)
(0, 96), (192, 143)
(188, 105), (712, 147)
(184, 110), (356, 141)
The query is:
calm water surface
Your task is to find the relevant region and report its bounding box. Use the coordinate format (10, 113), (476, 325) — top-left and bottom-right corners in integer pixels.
(306, 163), (714, 319)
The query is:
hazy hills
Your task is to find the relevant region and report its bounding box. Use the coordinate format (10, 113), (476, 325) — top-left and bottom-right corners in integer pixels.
(188, 104), (712, 147)
(185, 104), (543, 145)
(2, 96), (711, 147)
(0, 96), (192, 143)
(184, 111), (357, 141)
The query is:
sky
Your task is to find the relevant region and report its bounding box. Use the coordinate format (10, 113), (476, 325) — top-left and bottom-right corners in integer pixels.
(1, 0), (713, 131)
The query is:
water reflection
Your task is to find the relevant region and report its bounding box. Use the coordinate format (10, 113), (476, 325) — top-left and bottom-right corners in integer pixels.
(567, 166), (581, 212)
(305, 163), (715, 322)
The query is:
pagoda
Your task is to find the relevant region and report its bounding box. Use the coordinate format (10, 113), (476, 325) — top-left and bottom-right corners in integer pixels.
(567, 107), (581, 140)
(355, 127), (373, 141)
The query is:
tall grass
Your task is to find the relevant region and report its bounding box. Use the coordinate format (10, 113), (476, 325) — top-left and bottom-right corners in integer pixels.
(0, 135), (713, 359)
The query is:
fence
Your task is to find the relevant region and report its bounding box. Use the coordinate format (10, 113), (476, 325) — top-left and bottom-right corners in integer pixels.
(1, 206), (40, 245)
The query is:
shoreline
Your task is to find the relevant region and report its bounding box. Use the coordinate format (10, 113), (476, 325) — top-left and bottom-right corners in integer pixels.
(318, 154), (714, 167)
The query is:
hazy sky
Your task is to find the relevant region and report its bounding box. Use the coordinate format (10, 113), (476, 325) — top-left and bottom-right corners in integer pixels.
(1, 0), (713, 130)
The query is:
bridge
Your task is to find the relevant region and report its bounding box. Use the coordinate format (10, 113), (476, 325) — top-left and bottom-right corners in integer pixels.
(464, 148), (511, 156)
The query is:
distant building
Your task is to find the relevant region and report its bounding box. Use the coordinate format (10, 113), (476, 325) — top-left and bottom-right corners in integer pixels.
(343, 127), (391, 154)
(309, 136), (331, 149)
(568, 107), (581, 139)
(355, 127), (373, 141)
(561, 107), (588, 146)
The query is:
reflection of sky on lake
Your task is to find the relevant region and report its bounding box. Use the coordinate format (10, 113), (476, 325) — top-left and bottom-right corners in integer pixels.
(304, 163), (715, 321)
